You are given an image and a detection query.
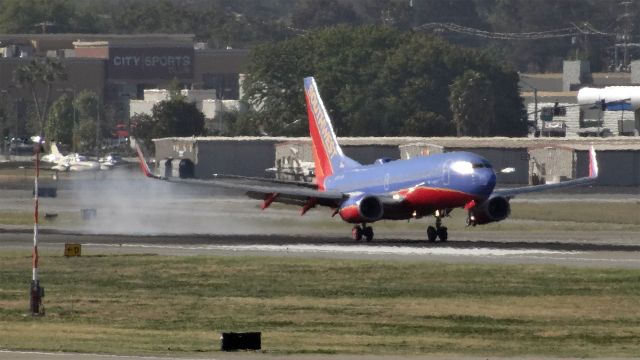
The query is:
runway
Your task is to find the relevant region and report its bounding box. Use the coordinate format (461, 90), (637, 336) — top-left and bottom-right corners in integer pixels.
(0, 168), (639, 268)
(1, 229), (639, 268)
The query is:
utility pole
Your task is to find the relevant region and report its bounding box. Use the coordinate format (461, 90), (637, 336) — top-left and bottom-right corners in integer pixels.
(30, 138), (44, 316)
(519, 76), (540, 136)
(616, 1), (634, 71)
(95, 100), (100, 157)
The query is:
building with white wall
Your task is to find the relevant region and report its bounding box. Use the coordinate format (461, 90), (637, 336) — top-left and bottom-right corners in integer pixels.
(130, 89), (244, 133)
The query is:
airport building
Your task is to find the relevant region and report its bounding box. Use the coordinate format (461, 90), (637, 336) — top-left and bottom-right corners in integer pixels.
(521, 60), (640, 137)
(0, 34), (248, 137)
(153, 136), (640, 187)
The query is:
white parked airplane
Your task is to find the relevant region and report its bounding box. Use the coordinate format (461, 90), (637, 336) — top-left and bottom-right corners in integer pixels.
(41, 143), (100, 172)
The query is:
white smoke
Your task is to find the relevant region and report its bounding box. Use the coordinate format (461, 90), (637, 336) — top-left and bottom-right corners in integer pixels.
(46, 166), (262, 235)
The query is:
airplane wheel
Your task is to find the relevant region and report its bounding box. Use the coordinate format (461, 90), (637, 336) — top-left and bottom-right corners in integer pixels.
(437, 226), (448, 242)
(352, 226), (363, 241)
(362, 226), (374, 242)
(427, 226), (437, 242)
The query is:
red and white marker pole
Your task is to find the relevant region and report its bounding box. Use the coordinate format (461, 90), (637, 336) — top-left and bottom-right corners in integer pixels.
(30, 140), (44, 316)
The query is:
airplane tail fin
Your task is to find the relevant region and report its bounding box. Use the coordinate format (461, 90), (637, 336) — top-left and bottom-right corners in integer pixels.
(50, 143), (61, 156)
(134, 140), (163, 179)
(304, 77), (359, 189)
(589, 145), (598, 178)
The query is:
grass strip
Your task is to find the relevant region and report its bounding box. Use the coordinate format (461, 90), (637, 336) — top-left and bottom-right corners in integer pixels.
(0, 252), (639, 356)
(1, 201), (640, 234)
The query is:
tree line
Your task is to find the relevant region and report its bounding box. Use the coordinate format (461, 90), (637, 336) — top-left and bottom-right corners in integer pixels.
(8, 59), (205, 154)
(0, 0), (635, 72)
(5, 25), (526, 146)
(235, 26), (526, 138)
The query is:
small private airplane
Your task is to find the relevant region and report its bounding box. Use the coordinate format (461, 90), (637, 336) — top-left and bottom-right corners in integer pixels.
(137, 76), (599, 242)
(42, 143), (100, 172)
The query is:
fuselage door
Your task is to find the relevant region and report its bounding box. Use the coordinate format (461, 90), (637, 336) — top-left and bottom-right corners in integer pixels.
(384, 173), (390, 191)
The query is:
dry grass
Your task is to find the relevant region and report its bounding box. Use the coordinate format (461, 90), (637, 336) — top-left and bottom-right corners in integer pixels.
(1, 252), (639, 357)
(509, 202), (640, 225)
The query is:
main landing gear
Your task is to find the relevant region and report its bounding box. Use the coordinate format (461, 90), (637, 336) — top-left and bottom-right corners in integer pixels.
(352, 224), (374, 242)
(427, 214), (448, 242)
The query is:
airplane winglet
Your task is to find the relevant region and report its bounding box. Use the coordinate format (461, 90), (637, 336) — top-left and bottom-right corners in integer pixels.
(589, 145), (598, 178)
(135, 142), (161, 179)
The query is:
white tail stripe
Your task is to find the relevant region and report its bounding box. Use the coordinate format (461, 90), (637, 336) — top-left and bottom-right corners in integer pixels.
(589, 146), (598, 178)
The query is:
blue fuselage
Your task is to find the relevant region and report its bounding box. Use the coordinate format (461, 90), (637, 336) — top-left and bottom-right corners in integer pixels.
(324, 152), (496, 218)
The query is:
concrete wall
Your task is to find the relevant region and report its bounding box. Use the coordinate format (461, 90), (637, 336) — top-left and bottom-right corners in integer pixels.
(563, 60), (591, 91)
(156, 138), (640, 187)
(342, 145), (400, 164)
(529, 147), (575, 182)
(631, 61), (640, 85)
(154, 138), (197, 162)
(399, 143), (445, 160)
(194, 139), (278, 178)
(273, 142), (400, 165)
(577, 150), (640, 186)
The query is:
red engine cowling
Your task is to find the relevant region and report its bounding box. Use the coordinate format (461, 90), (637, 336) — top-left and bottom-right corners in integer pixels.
(339, 195), (384, 223)
(467, 195), (511, 226)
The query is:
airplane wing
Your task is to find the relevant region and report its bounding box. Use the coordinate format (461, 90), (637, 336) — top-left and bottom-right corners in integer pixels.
(135, 143), (347, 210)
(493, 146), (599, 198)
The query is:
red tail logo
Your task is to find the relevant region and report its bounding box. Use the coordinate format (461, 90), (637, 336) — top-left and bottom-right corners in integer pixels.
(304, 77), (359, 189)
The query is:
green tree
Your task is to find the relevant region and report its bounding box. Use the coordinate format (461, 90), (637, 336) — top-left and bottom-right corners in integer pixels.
(167, 78), (186, 102)
(399, 112), (453, 136)
(13, 57), (67, 140)
(243, 25), (526, 137)
(243, 25), (400, 136)
(130, 113), (155, 152)
(0, 0), (99, 33)
(291, 0), (361, 30)
(449, 70), (495, 136)
(71, 90), (111, 153)
(151, 99), (205, 138)
(130, 99), (205, 150)
(73, 91), (98, 152)
(45, 93), (74, 145)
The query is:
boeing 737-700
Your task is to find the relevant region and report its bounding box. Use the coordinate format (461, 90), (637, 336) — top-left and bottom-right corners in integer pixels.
(137, 76), (598, 242)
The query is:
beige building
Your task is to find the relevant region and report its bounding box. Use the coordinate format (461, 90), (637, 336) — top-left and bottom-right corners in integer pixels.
(0, 34), (248, 138)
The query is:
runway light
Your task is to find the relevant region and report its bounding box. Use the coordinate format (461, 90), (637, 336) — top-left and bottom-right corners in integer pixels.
(412, 210), (417, 217)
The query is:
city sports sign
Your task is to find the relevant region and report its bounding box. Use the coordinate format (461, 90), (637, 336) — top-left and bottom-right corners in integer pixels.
(108, 47), (194, 79)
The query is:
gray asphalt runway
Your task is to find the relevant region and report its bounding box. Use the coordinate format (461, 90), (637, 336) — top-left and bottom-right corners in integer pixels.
(1, 229), (639, 268)
(1, 168), (639, 268)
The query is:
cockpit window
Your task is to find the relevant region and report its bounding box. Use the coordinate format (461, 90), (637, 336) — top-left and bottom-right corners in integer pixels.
(472, 162), (493, 169)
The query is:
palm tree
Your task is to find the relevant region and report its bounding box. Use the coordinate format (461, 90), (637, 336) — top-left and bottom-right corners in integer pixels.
(13, 57), (67, 138)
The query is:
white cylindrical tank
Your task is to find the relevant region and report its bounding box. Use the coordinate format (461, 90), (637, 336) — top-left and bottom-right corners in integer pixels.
(577, 86), (640, 109)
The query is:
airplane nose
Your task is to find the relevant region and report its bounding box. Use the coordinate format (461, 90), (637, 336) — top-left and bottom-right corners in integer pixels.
(475, 169), (496, 194)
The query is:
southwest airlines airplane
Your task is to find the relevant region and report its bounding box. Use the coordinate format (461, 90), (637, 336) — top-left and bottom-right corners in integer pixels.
(137, 76), (599, 242)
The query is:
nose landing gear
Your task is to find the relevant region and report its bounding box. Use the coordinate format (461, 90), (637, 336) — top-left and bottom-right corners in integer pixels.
(427, 212), (448, 242)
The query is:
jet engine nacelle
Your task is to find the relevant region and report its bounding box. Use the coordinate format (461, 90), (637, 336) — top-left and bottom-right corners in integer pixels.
(467, 195), (511, 226)
(339, 195), (384, 223)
